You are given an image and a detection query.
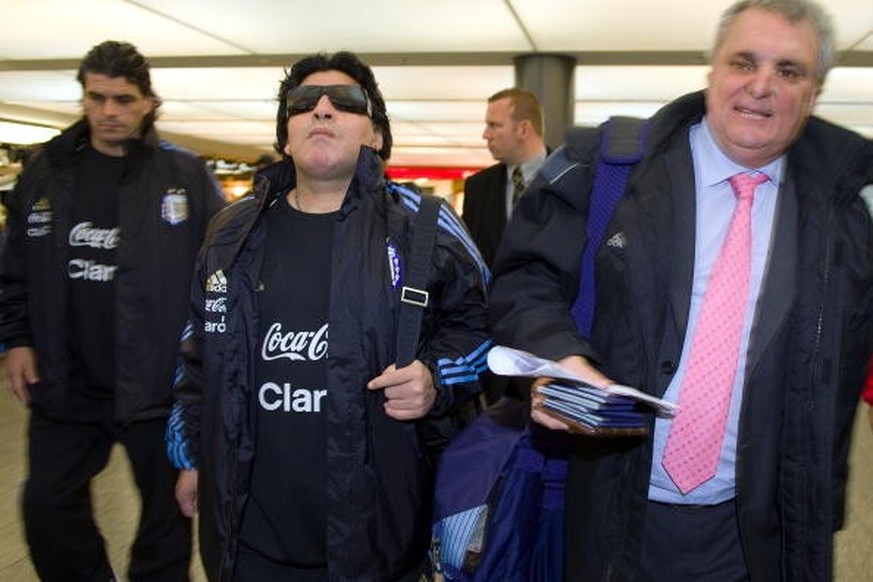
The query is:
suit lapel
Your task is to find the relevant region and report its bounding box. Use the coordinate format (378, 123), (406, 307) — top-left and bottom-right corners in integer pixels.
(664, 144), (697, 344)
(746, 176), (798, 375)
(477, 163), (507, 239)
(494, 164), (508, 231)
(620, 126), (797, 393)
(617, 141), (695, 370)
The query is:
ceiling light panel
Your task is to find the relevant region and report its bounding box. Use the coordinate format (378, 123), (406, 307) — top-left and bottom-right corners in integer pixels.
(373, 66), (514, 100)
(0, 0), (244, 59)
(387, 101), (486, 123)
(822, 68), (873, 101)
(512, 0), (724, 51)
(156, 119), (274, 144)
(573, 101), (667, 126)
(0, 121), (61, 145)
(163, 100), (279, 121)
(149, 68), (284, 100)
(135, 0), (525, 53)
(0, 71), (79, 101)
(576, 66), (709, 100)
(4, 101), (80, 117)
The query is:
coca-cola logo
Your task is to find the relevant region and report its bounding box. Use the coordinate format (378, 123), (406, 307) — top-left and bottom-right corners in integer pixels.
(261, 322), (329, 362)
(69, 222), (121, 249)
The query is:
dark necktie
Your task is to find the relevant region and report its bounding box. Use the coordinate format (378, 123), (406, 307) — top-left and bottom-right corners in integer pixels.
(511, 166), (525, 207)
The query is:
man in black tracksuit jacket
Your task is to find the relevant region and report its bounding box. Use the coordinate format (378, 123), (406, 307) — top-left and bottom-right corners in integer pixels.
(0, 41), (225, 581)
(167, 52), (490, 581)
(490, 2), (873, 580)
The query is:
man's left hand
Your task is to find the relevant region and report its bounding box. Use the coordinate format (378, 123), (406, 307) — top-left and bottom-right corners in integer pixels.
(367, 360), (436, 421)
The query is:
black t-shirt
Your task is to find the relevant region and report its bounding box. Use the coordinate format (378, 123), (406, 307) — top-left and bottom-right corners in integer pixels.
(239, 195), (335, 568)
(67, 145), (123, 397)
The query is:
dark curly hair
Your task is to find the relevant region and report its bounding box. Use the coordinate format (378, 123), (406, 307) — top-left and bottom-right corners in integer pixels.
(77, 40), (161, 129)
(274, 51), (392, 161)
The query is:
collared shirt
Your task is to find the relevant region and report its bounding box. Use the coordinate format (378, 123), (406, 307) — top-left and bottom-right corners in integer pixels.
(505, 152), (547, 218)
(648, 118), (783, 505)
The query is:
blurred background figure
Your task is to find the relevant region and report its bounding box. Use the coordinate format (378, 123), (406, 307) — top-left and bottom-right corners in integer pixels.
(0, 40), (224, 581)
(463, 88), (547, 269)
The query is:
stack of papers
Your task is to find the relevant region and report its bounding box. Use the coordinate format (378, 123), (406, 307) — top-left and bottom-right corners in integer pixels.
(487, 346), (678, 436)
(538, 383), (648, 432)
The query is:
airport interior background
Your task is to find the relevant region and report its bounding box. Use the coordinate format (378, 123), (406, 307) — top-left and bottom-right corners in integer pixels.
(0, 0), (872, 579)
(1, 0), (871, 207)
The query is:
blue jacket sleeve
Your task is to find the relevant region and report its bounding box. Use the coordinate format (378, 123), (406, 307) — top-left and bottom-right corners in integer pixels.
(418, 198), (492, 416)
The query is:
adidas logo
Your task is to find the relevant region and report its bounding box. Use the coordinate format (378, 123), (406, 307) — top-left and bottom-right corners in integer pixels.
(206, 270), (227, 293)
(605, 232), (626, 249)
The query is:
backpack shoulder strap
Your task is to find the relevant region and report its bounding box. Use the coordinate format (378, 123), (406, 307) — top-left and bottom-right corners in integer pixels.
(570, 116), (649, 335)
(600, 115), (649, 163)
(395, 193), (442, 368)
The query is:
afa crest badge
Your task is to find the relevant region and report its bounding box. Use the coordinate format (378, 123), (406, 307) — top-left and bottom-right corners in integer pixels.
(161, 189), (189, 225)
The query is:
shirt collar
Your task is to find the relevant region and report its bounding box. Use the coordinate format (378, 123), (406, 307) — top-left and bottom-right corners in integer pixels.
(696, 117), (783, 188)
(509, 151), (547, 184)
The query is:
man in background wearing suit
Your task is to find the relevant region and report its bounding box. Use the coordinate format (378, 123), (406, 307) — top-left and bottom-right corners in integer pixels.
(463, 88), (547, 268)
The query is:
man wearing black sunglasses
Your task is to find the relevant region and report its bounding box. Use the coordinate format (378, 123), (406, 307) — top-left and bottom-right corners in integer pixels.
(168, 51), (490, 581)
(285, 84), (373, 118)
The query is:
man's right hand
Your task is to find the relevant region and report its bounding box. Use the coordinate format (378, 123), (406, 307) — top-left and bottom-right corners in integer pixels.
(4, 346), (39, 404)
(176, 469), (199, 518)
(530, 354), (612, 431)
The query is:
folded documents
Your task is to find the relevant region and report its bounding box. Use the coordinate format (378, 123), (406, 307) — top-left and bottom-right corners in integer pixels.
(487, 346), (677, 436)
(538, 383), (640, 411)
(487, 345), (677, 416)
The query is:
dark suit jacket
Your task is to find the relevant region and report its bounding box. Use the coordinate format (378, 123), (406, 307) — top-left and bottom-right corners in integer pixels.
(489, 91), (873, 580)
(462, 163), (507, 268)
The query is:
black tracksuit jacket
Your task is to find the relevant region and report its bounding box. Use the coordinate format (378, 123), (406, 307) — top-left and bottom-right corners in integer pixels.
(0, 119), (225, 422)
(168, 148), (491, 581)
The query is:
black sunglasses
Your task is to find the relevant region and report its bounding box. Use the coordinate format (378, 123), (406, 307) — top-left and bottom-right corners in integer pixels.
(285, 84), (372, 117)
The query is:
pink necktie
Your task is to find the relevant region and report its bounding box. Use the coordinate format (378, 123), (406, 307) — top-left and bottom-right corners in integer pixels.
(662, 172), (768, 494)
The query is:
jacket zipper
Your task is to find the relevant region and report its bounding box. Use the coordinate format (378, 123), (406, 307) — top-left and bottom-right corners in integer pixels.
(811, 208), (834, 391)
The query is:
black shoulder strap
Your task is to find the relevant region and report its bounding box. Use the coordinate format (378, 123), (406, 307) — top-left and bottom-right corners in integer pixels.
(395, 194), (442, 367)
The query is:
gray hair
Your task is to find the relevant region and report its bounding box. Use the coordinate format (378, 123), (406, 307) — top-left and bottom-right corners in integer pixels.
(707, 0), (836, 86)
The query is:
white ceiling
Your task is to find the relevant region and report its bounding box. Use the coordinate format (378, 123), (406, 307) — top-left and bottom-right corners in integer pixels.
(0, 0), (871, 168)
